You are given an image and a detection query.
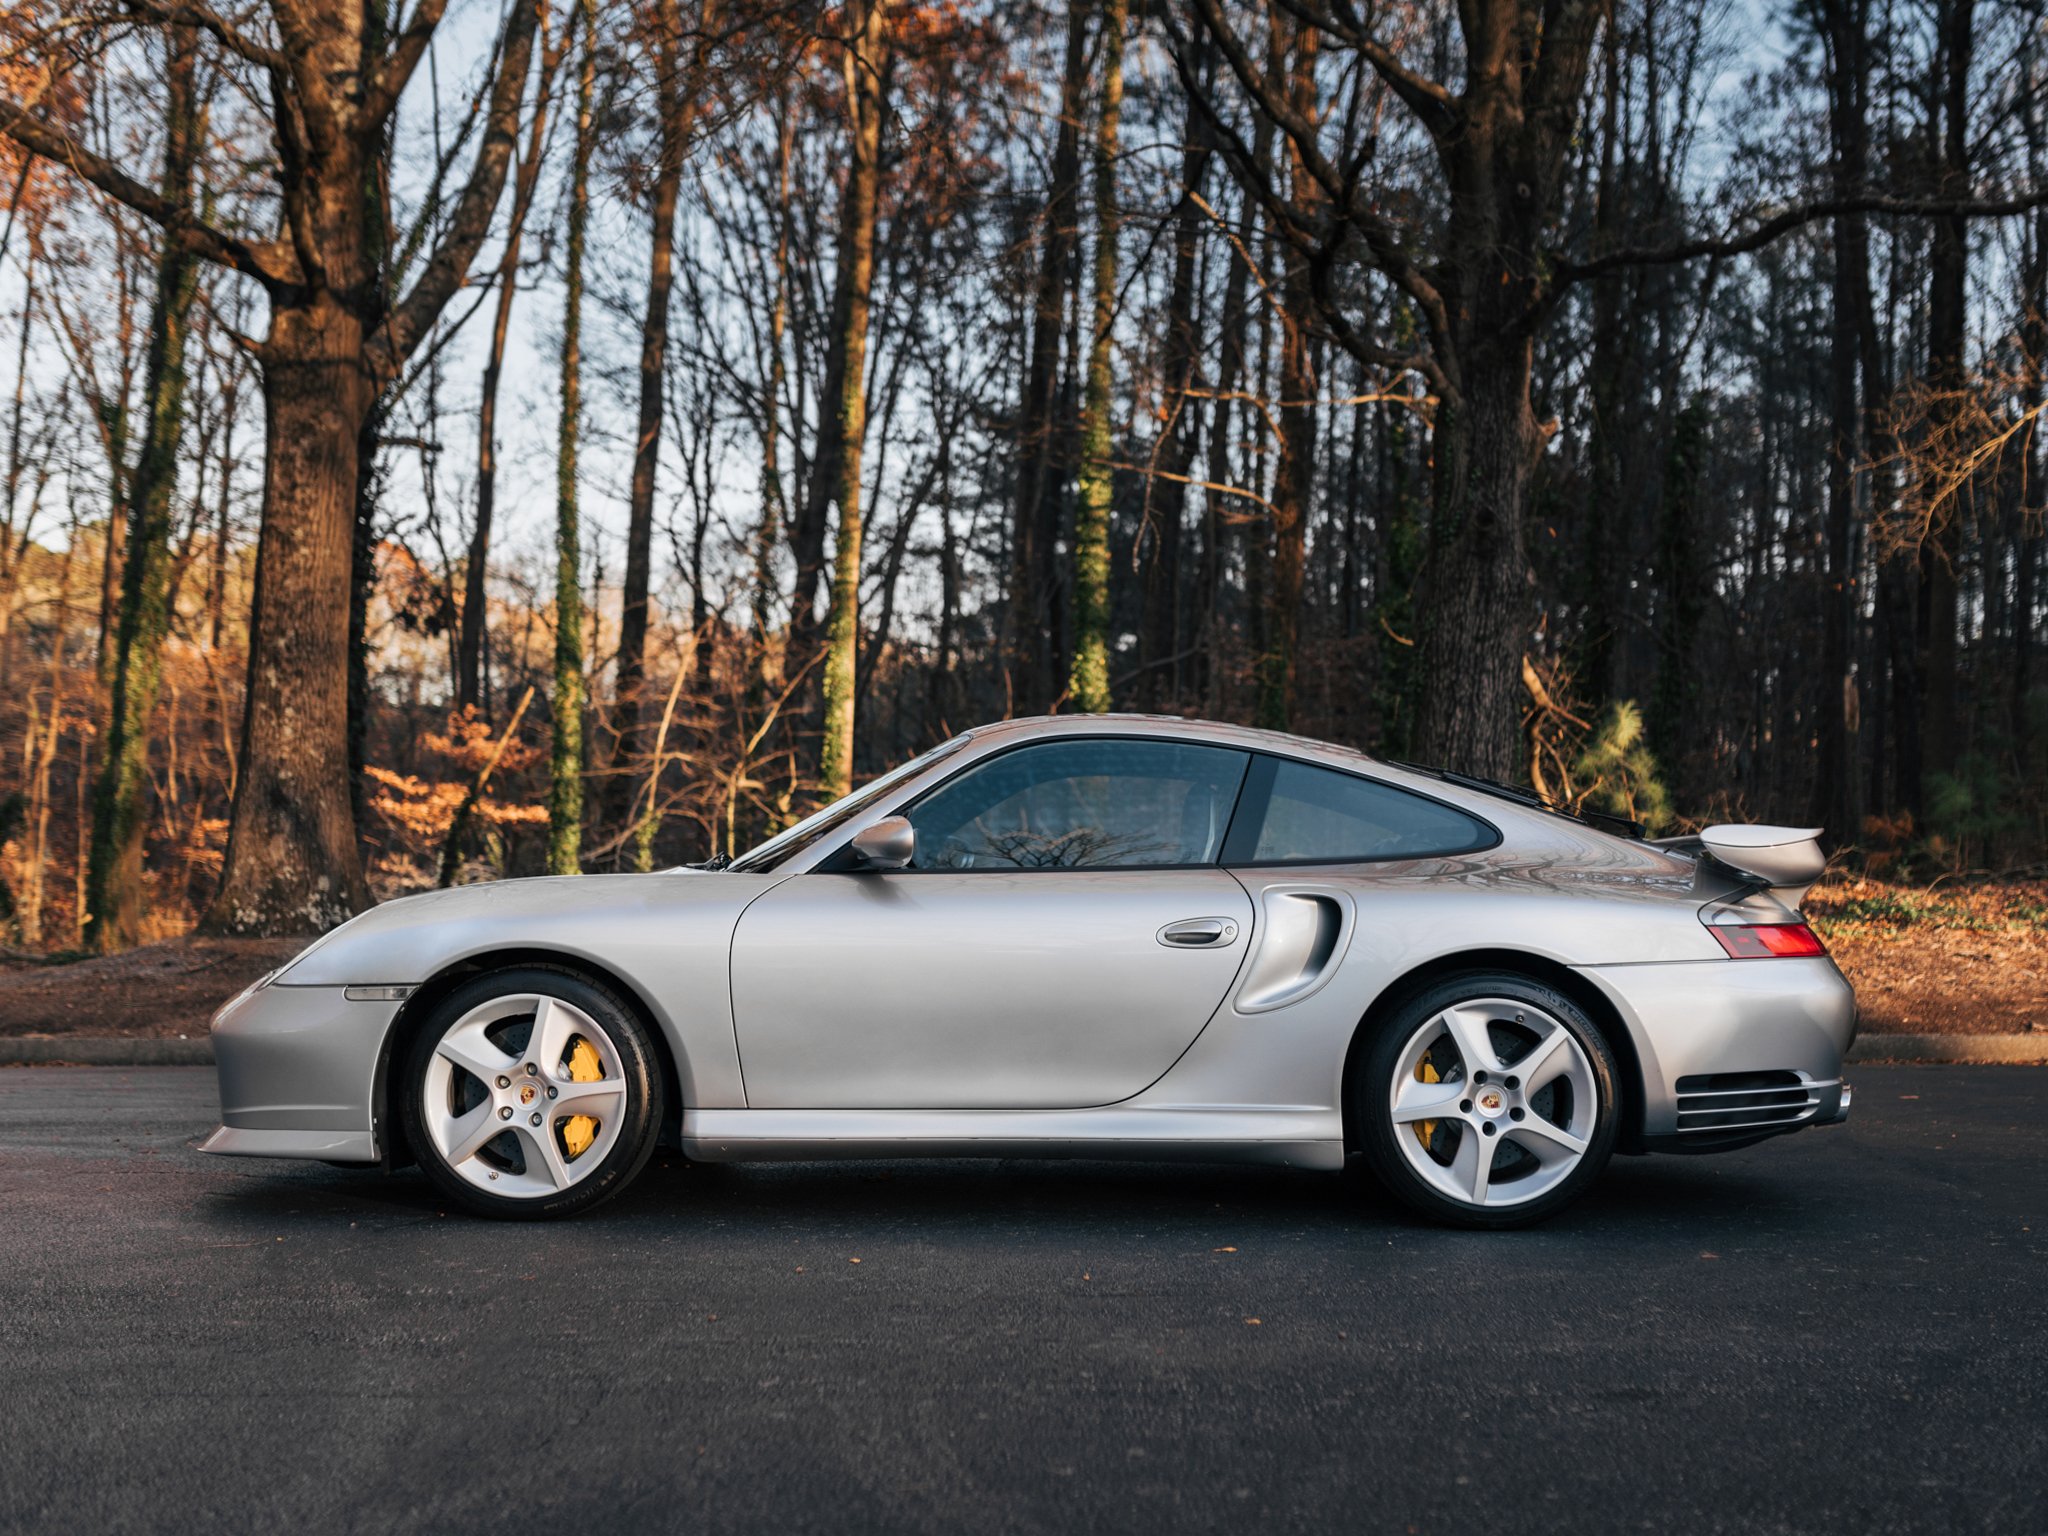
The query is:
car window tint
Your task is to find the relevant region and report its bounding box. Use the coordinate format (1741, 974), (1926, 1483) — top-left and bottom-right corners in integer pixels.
(908, 739), (1250, 870)
(1249, 760), (1491, 862)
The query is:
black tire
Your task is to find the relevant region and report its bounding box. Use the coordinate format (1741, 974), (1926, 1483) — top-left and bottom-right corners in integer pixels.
(1353, 971), (1619, 1230)
(400, 966), (665, 1219)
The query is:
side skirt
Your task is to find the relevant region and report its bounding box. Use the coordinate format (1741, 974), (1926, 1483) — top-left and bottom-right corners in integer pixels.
(682, 1106), (1345, 1170)
(199, 1125), (379, 1162)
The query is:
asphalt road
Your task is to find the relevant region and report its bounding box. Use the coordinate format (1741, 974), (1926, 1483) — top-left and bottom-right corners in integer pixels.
(1, 1066), (2042, 1536)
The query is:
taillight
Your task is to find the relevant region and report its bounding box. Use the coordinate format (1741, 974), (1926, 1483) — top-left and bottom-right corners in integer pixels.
(1708, 921), (1827, 959)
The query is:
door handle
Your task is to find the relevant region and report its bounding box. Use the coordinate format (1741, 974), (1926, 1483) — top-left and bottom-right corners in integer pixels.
(1157, 917), (1239, 948)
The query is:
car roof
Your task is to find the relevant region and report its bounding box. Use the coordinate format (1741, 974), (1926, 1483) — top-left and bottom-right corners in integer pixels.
(962, 713), (1384, 768)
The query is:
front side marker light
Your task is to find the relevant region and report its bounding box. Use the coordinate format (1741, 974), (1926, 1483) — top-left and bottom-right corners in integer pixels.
(343, 985), (418, 1003)
(1707, 921), (1827, 959)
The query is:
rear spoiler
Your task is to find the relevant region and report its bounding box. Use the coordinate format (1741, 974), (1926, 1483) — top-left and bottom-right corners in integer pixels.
(1651, 824), (1827, 908)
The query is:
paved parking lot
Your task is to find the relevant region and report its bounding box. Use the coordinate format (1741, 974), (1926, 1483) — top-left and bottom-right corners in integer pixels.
(1, 1064), (2042, 1534)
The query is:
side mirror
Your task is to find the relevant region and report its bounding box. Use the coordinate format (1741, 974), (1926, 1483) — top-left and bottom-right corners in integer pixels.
(848, 815), (915, 871)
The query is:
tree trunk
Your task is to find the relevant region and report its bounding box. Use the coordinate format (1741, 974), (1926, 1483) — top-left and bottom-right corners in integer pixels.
(1003, 0), (1092, 713)
(204, 290), (376, 932)
(816, 0), (891, 797)
(1577, 21), (1625, 706)
(192, 0), (540, 932)
(2018, 31), (2047, 762)
(460, 7), (561, 716)
(608, 0), (717, 852)
(749, 99), (796, 714)
(1648, 396), (1708, 778)
(549, 1), (598, 876)
(1255, 18), (1318, 731)
(1068, 0), (1125, 715)
(1139, 41), (1211, 711)
(1416, 339), (1541, 776)
(1809, 0), (1871, 838)
(85, 26), (203, 952)
(1921, 0), (1974, 785)
(1196, 164), (1259, 711)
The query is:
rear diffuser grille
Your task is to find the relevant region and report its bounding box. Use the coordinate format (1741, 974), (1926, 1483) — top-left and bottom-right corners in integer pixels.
(1674, 1070), (1825, 1133)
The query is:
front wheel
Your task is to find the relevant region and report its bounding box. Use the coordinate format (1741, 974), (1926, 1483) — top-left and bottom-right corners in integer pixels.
(1355, 973), (1618, 1229)
(401, 968), (664, 1219)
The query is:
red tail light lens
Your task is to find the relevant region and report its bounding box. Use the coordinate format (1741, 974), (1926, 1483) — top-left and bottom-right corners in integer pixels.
(1708, 921), (1827, 959)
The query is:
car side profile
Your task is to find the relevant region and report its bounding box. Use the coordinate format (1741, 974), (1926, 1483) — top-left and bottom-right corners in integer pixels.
(202, 715), (1855, 1228)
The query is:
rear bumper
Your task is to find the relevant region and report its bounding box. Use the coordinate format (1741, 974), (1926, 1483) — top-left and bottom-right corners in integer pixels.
(200, 981), (402, 1163)
(1575, 956), (1857, 1149)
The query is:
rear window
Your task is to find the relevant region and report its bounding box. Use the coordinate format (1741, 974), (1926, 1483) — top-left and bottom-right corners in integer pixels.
(1223, 757), (1495, 865)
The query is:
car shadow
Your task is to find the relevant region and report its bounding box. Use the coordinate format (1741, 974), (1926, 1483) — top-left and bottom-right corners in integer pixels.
(197, 1142), (1819, 1244)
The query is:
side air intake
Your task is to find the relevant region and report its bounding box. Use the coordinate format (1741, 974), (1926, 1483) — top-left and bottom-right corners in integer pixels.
(1674, 1070), (1826, 1134)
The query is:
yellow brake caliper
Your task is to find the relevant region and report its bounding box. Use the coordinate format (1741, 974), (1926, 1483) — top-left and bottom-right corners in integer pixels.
(561, 1037), (603, 1159)
(1415, 1058), (1441, 1149)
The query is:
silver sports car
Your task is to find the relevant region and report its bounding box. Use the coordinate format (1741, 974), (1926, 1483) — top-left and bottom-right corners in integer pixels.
(202, 715), (1855, 1228)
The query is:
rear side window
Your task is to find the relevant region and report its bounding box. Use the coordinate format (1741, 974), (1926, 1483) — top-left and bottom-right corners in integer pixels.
(1223, 756), (1495, 865)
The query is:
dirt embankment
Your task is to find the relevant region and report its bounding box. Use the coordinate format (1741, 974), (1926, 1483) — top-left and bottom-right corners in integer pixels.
(1805, 878), (2046, 1036)
(0, 938), (303, 1039)
(1, 877), (2040, 1041)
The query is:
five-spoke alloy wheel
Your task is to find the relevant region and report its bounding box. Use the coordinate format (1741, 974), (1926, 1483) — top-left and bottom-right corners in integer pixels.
(402, 968), (664, 1219)
(1356, 972), (1619, 1228)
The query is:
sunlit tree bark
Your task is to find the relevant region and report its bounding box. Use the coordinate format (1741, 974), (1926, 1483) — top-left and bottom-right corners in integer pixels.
(84, 27), (203, 951)
(816, 0), (891, 796)
(550, 0), (599, 876)
(1068, 0), (1125, 715)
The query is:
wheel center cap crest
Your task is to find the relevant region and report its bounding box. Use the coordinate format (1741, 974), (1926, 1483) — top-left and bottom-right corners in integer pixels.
(1476, 1088), (1506, 1117)
(518, 1084), (538, 1106)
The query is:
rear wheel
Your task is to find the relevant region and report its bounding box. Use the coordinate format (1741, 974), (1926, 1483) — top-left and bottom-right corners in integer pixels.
(401, 968), (663, 1219)
(1355, 973), (1618, 1229)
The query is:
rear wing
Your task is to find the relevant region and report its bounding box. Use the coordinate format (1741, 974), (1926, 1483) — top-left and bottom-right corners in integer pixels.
(1652, 824), (1827, 908)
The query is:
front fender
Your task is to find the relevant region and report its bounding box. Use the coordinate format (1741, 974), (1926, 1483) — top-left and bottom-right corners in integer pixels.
(275, 871), (788, 1114)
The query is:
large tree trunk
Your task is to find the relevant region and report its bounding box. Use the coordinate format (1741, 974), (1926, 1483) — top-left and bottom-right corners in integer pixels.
(190, 0), (541, 932)
(85, 27), (202, 952)
(1416, 341), (1540, 776)
(1005, 0), (1091, 714)
(1190, 0), (1607, 777)
(205, 291), (376, 932)
(815, 0), (891, 798)
(1068, 0), (1125, 714)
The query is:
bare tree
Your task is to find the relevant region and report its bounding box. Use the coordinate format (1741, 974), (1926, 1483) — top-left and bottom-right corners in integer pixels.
(3, 0), (542, 932)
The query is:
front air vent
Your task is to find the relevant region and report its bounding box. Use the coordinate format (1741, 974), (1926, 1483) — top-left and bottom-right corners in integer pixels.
(1675, 1070), (1824, 1133)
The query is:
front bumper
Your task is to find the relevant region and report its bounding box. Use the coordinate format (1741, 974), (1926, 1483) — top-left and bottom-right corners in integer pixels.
(1576, 956), (1857, 1151)
(200, 982), (406, 1164)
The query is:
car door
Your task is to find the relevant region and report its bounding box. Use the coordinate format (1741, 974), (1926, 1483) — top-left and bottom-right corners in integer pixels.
(730, 737), (1257, 1109)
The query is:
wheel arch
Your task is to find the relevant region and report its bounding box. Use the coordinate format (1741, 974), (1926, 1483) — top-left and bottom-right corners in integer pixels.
(372, 946), (688, 1170)
(1339, 948), (1647, 1158)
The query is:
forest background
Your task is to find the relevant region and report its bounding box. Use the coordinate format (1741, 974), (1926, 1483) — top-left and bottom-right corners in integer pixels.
(0, 0), (2043, 1028)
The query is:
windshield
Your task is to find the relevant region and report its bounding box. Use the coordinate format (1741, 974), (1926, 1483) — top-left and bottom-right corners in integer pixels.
(728, 735), (971, 873)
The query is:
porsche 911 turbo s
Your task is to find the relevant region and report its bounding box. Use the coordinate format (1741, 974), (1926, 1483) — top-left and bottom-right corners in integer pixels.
(202, 714), (1855, 1228)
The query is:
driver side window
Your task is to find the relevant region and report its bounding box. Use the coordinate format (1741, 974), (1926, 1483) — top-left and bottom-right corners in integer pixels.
(906, 739), (1250, 870)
